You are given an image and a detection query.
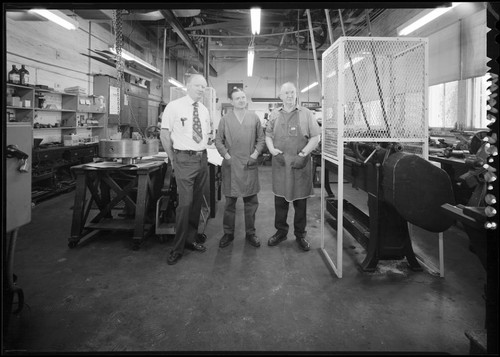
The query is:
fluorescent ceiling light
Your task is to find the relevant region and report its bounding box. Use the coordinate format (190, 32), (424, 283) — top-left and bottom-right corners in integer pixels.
(251, 8), (261, 35)
(168, 77), (186, 90)
(109, 46), (161, 74)
(29, 9), (78, 30)
(398, 3), (461, 36)
(301, 82), (318, 93)
(247, 46), (255, 77)
(327, 56), (365, 78)
(345, 56), (364, 69)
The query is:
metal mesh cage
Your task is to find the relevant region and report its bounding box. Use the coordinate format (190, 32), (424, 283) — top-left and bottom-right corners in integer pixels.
(170, 86), (217, 133)
(322, 37), (428, 159)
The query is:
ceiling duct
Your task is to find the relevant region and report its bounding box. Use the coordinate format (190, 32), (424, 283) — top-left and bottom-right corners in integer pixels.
(160, 9), (217, 77)
(172, 10), (201, 17)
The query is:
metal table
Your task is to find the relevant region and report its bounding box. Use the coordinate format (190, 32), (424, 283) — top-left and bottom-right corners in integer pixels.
(69, 160), (166, 250)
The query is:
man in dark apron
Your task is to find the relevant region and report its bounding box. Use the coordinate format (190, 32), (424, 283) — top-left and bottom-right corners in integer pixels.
(215, 88), (266, 248)
(265, 82), (321, 251)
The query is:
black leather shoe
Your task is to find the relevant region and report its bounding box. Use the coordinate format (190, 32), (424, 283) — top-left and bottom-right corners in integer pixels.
(167, 251), (182, 265)
(196, 234), (207, 244)
(268, 232), (287, 246)
(185, 242), (207, 252)
(219, 234), (234, 248)
(246, 234), (261, 247)
(296, 237), (311, 251)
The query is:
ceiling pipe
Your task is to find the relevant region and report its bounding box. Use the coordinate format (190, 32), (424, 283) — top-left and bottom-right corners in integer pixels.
(324, 9), (334, 45)
(306, 9), (322, 94)
(162, 26), (167, 101)
(160, 9), (217, 77)
(203, 37), (209, 81)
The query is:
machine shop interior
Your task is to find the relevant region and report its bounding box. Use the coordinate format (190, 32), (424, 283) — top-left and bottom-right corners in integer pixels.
(3, 3), (498, 354)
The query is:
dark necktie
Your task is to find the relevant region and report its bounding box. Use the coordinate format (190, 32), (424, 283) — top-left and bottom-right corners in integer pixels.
(192, 102), (203, 143)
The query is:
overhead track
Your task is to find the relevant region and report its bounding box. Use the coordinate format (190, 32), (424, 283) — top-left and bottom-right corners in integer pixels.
(160, 9), (217, 77)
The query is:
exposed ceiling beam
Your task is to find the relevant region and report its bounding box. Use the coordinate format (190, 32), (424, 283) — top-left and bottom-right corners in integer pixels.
(185, 20), (249, 31)
(160, 9), (217, 77)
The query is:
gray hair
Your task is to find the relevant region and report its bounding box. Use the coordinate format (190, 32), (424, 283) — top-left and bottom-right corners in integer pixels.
(280, 82), (297, 92)
(186, 73), (206, 84)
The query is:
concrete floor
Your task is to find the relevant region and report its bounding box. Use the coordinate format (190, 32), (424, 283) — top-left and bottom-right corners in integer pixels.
(3, 165), (487, 353)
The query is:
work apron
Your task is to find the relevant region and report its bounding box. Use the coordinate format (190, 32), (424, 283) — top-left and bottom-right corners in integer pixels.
(220, 113), (260, 197)
(272, 111), (314, 202)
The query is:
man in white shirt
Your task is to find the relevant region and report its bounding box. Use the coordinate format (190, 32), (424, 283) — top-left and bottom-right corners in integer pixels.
(160, 74), (211, 265)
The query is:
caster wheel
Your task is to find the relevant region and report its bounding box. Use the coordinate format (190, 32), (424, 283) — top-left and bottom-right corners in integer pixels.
(196, 233), (207, 244)
(68, 241), (78, 248)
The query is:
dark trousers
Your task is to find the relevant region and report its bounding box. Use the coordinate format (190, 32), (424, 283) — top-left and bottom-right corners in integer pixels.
(223, 194), (258, 236)
(172, 151), (208, 254)
(274, 195), (307, 238)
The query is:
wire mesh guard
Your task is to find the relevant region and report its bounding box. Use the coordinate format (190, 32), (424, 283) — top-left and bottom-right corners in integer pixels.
(170, 86), (217, 134)
(322, 37), (429, 159)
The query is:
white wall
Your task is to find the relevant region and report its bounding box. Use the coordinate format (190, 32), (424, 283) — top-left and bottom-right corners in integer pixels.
(6, 13), (163, 142)
(207, 57), (322, 107)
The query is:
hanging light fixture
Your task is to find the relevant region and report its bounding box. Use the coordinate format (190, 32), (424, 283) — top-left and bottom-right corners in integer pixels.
(301, 82), (318, 93)
(168, 77), (186, 90)
(398, 3), (461, 36)
(251, 8), (261, 35)
(29, 9), (78, 30)
(109, 46), (161, 74)
(247, 45), (255, 77)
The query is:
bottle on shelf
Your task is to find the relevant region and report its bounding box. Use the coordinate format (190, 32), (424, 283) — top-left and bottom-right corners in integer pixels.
(8, 65), (20, 84)
(19, 65), (30, 86)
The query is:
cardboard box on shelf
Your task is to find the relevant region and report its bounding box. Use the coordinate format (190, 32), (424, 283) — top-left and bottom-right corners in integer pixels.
(63, 135), (80, 146)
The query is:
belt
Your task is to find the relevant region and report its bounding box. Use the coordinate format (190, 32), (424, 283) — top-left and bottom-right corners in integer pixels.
(174, 149), (207, 156)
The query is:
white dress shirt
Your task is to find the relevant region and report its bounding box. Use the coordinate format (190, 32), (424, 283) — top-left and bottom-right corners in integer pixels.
(161, 95), (210, 151)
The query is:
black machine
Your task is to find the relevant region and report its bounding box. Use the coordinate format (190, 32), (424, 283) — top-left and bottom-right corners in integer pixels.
(324, 142), (456, 272)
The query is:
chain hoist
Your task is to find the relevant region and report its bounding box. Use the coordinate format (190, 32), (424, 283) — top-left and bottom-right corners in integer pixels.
(112, 10), (124, 131)
(112, 10), (146, 140)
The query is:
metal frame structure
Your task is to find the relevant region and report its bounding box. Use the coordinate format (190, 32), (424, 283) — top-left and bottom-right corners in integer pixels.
(320, 36), (429, 278)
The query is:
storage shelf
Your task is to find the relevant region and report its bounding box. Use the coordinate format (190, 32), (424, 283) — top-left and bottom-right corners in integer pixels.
(35, 108), (75, 112)
(60, 126), (104, 129)
(7, 83), (33, 90)
(76, 111), (106, 114)
(7, 106), (32, 110)
(7, 121), (32, 125)
(35, 89), (77, 96)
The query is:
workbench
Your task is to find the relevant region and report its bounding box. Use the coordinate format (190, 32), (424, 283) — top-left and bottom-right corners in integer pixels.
(69, 160), (166, 250)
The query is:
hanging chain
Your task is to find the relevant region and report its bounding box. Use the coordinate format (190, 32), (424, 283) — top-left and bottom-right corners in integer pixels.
(112, 10), (124, 131)
(112, 9), (146, 140)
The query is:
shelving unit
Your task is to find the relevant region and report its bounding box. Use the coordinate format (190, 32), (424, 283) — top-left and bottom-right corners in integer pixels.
(6, 83), (107, 204)
(33, 89), (106, 142)
(7, 83), (107, 143)
(6, 83), (35, 123)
